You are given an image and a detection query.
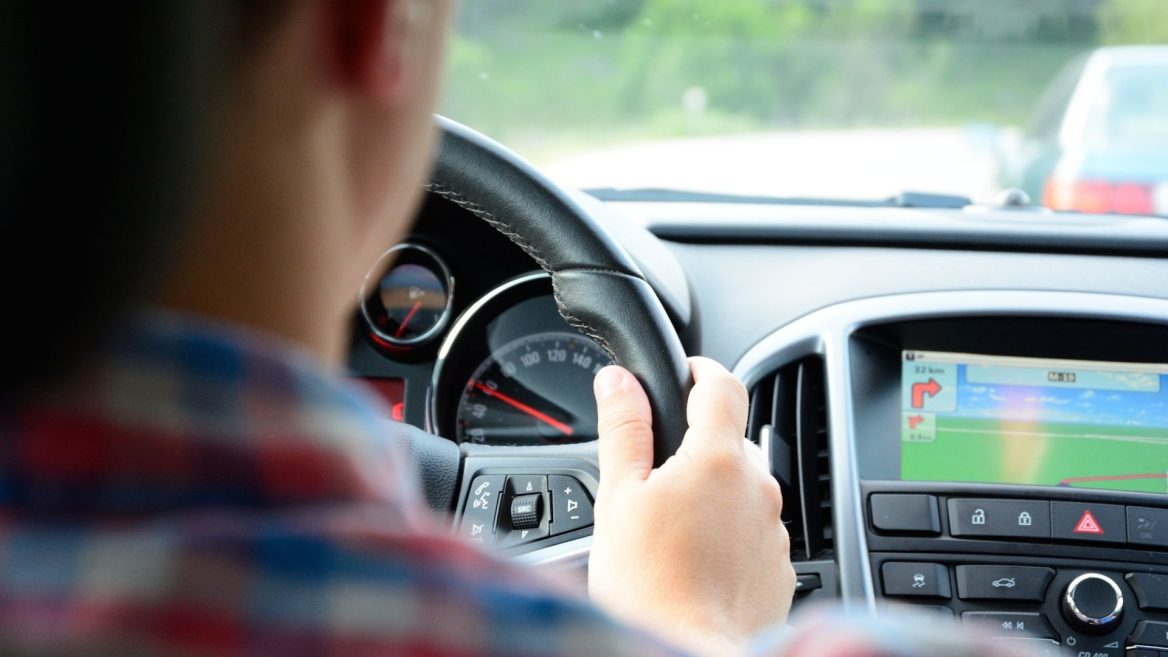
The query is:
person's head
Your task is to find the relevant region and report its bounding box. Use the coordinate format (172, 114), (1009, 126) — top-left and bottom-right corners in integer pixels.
(163, 0), (455, 363)
(2, 1), (454, 397)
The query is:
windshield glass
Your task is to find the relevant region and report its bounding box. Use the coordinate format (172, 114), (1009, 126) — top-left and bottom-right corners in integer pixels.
(442, 1), (1168, 216)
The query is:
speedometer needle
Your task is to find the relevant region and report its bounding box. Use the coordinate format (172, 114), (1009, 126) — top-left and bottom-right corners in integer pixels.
(472, 382), (575, 436)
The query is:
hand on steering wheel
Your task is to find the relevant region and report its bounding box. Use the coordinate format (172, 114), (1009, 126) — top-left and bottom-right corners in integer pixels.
(589, 358), (796, 656)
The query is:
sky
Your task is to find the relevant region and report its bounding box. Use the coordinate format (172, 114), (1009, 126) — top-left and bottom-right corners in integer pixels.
(950, 364), (1168, 429)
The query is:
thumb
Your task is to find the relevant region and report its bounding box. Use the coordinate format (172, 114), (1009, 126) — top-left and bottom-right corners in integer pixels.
(594, 365), (655, 485)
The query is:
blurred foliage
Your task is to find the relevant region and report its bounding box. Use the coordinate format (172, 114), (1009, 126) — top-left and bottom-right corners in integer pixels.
(1098, 0), (1168, 44)
(442, 0), (1167, 158)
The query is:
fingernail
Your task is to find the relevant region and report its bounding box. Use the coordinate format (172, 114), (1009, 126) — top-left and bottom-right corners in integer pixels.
(594, 366), (624, 400)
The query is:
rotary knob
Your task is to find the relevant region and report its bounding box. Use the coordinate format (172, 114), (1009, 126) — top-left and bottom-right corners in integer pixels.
(1062, 573), (1123, 633)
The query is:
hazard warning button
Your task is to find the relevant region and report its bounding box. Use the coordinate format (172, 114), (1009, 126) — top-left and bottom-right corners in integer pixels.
(1052, 502), (1126, 544)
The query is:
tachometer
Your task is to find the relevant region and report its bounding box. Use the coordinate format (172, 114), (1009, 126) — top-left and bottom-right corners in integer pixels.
(456, 331), (612, 445)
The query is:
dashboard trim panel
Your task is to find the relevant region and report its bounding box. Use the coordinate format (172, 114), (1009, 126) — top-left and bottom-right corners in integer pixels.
(732, 290), (1168, 610)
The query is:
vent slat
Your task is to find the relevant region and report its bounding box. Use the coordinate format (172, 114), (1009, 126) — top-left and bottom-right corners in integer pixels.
(749, 356), (833, 562)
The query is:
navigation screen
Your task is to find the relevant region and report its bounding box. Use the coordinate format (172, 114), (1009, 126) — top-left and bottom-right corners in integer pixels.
(901, 351), (1168, 494)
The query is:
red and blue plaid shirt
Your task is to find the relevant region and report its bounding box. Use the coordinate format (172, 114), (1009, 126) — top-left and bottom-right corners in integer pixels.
(0, 312), (1037, 657)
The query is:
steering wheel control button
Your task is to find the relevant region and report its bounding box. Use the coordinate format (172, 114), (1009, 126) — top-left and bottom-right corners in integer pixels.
(870, 494), (941, 534)
(507, 475), (547, 496)
(881, 562), (951, 598)
(956, 565), (1054, 601)
(1052, 502), (1125, 544)
(1127, 506), (1168, 547)
(1126, 573), (1168, 611)
(510, 494), (543, 530)
(960, 611), (1057, 640)
(462, 475), (505, 546)
(948, 499), (1051, 539)
(1061, 573), (1124, 633)
(496, 523), (549, 550)
(549, 475), (593, 536)
(1127, 620), (1168, 649)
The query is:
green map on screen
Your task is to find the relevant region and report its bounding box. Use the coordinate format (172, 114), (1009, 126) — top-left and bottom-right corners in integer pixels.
(900, 351), (1168, 494)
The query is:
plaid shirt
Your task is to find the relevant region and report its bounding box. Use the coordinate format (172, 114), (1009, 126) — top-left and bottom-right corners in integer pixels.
(0, 312), (1038, 657)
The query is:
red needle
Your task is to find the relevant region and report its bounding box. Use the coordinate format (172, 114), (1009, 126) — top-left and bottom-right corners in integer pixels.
(472, 382), (575, 436)
(394, 300), (423, 338)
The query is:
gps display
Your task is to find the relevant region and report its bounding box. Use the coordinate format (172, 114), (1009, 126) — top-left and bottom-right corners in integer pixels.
(901, 350), (1168, 494)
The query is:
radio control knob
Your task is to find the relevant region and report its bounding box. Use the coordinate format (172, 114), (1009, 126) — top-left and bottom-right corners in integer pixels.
(1062, 573), (1123, 633)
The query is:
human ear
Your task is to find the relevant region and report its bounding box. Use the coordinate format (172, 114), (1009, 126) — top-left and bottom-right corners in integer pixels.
(327, 0), (423, 102)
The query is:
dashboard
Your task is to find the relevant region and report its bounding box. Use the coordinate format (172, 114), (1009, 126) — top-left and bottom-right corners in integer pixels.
(348, 181), (1168, 655)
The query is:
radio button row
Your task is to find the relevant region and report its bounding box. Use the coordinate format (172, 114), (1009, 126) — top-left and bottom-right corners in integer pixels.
(949, 499), (1051, 539)
(956, 565), (1054, 601)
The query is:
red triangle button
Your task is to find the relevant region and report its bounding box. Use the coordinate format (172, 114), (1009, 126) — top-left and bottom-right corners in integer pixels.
(1074, 510), (1104, 535)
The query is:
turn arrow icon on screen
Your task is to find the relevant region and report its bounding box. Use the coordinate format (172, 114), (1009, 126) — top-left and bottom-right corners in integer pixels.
(911, 378), (942, 409)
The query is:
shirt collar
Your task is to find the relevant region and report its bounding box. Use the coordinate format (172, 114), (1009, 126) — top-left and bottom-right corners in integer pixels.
(4, 310), (424, 520)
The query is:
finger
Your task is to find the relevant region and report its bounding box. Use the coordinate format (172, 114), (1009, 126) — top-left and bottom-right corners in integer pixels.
(594, 365), (654, 484)
(683, 357), (749, 451)
(744, 438), (769, 474)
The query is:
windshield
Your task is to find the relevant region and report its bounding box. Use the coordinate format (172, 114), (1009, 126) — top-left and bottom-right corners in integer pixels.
(442, 1), (1168, 216)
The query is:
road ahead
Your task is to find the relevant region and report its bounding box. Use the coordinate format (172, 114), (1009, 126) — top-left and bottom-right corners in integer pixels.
(542, 127), (1001, 202)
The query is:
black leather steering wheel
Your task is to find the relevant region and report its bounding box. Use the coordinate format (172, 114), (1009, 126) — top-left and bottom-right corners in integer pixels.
(428, 117), (692, 468)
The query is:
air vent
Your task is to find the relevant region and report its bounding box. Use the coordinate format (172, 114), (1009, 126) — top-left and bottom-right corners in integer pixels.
(746, 356), (833, 561)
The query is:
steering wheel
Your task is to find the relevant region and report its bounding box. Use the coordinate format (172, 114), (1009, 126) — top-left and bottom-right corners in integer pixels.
(403, 117), (692, 516)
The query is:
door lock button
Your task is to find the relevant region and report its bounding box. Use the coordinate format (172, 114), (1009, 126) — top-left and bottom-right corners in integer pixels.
(948, 499), (1051, 539)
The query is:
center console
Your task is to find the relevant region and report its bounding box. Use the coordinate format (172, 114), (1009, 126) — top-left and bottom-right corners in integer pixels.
(733, 292), (1168, 657)
(854, 318), (1168, 656)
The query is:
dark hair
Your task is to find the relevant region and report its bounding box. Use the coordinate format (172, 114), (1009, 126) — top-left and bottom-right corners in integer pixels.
(0, 2), (289, 399)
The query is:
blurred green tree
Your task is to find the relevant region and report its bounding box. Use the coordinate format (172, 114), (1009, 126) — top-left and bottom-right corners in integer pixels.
(1098, 0), (1168, 44)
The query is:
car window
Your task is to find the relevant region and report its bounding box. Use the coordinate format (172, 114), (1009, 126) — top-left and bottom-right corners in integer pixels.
(443, 1), (1168, 214)
(1085, 66), (1168, 147)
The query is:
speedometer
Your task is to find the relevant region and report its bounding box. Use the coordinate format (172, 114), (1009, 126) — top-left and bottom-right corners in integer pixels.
(456, 331), (612, 445)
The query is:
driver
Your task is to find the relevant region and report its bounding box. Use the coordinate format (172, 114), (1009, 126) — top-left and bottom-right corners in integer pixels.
(0, 3), (1034, 657)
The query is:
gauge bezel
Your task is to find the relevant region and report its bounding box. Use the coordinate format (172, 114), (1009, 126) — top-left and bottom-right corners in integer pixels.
(359, 242), (455, 349)
(428, 272), (559, 439)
